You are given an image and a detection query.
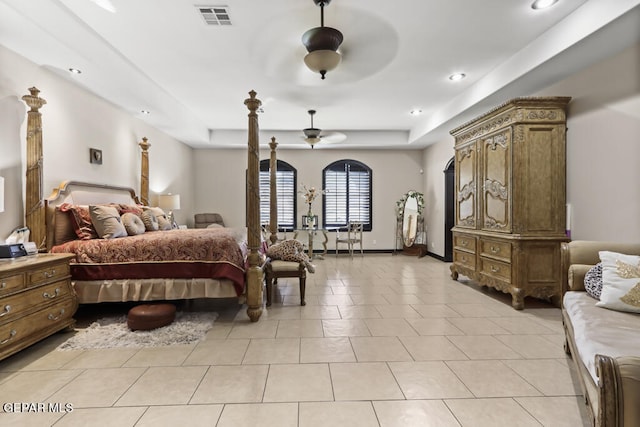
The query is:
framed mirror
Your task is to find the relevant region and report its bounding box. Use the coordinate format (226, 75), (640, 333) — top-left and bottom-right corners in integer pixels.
(396, 190), (426, 255)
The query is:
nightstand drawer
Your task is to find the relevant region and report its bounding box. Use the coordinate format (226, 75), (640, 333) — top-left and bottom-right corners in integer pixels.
(480, 239), (511, 262)
(454, 234), (476, 252)
(28, 262), (70, 287)
(0, 273), (25, 297)
(0, 280), (72, 323)
(454, 250), (476, 269)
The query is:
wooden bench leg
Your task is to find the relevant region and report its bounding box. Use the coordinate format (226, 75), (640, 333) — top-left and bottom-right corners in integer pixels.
(299, 265), (307, 306)
(265, 273), (273, 307)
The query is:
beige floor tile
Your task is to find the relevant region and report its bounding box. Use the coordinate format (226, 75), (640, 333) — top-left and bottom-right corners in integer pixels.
(264, 363), (333, 402)
(217, 402), (298, 427)
(381, 293), (425, 304)
(262, 306), (302, 320)
(447, 303), (505, 317)
(183, 338), (249, 365)
(496, 334), (566, 359)
(399, 336), (469, 361)
(410, 304), (462, 318)
(447, 317), (511, 335)
(227, 319), (279, 338)
(350, 336), (413, 362)
(300, 337), (356, 363)
(330, 362), (404, 400)
(135, 405), (224, 427)
(406, 318), (465, 335)
(373, 400), (461, 427)
(299, 305), (341, 319)
(322, 319), (372, 336)
(122, 345), (194, 367)
(516, 396), (591, 426)
(350, 294), (392, 305)
(0, 343), (80, 372)
(0, 410), (65, 427)
(203, 323), (232, 339)
(338, 305), (382, 319)
(190, 364), (268, 403)
(299, 401), (379, 427)
(48, 367), (145, 407)
(504, 359), (582, 395)
(242, 338), (300, 364)
(115, 366), (208, 406)
(389, 361), (473, 399)
(491, 316), (560, 334)
(276, 319), (324, 338)
(52, 407), (147, 427)
(374, 304), (422, 318)
(364, 318), (418, 336)
(446, 360), (542, 397)
(317, 294), (354, 305)
(445, 397), (541, 427)
(61, 348), (138, 368)
(447, 335), (522, 359)
(0, 370), (81, 402)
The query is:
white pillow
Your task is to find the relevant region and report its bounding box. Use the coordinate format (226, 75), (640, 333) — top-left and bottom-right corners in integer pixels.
(596, 251), (640, 313)
(89, 205), (127, 239)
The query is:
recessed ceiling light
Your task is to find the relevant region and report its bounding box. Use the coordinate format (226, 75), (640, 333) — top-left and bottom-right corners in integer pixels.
(141, 110), (150, 115)
(68, 68), (82, 74)
(410, 109), (422, 116)
(449, 73), (466, 81)
(531, 0), (558, 10)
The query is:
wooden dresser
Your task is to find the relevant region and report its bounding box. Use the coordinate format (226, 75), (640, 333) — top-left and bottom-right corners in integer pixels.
(0, 253), (78, 361)
(449, 97), (571, 309)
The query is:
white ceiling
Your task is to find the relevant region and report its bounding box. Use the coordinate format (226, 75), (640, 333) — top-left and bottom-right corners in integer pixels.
(1, 0), (639, 149)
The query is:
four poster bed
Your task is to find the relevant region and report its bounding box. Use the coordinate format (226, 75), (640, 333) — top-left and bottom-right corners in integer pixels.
(23, 88), (266, 322)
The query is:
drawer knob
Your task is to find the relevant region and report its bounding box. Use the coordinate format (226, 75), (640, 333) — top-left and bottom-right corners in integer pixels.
(490, 265), (500, 273)
(461, 240), (468, 246)
(461, 256), (467, 262)
(0, 282), (6, 289)
(43, 288), (61, 299)
(0, 330), (16, 346)
(43, 269), (57, 279)
(0, 305), (11, 317)
(490, 246), (500, 253)
(48, 309), (66, 322)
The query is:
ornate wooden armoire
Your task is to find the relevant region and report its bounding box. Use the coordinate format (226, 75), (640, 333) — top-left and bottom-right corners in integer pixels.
(449, 97), (571, 309)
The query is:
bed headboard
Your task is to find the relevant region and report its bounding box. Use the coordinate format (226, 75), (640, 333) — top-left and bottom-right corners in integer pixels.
(45, 181), (140, 250)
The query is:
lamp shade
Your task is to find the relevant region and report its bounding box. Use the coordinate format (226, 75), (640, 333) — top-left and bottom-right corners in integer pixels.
(0, 176), (4, 213)
(157, 193), (180, 211)
(304, 49), (341, 74)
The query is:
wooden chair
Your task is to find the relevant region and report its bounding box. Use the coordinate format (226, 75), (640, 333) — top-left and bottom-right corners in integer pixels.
(264, 258), (306, 306)
(335, 221), (364, 257)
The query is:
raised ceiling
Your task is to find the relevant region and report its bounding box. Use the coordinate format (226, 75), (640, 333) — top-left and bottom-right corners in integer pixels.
(1, 0), (639, 149)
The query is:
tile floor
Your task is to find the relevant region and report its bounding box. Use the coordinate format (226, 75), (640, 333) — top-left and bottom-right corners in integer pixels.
(0, 254), (591, 427)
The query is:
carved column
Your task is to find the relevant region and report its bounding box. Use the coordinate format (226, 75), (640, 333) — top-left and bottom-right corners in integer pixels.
(269, 137), (278, 246)
(138, 137), (150, 206)
(244, 90), (263, 322)
(21, 87), (47, 250)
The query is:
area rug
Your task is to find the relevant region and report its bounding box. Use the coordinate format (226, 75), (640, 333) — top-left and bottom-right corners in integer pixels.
(57, 311), (218, 350)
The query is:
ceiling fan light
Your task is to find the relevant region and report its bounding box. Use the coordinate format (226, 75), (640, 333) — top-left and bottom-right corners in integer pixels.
(305, 137), (321, 148)
(303, 127), (322, 139)
(304, 50), (342, 78)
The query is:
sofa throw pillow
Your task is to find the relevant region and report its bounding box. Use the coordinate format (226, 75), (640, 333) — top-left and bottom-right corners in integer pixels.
(584, 262), (603, 300)
(596, 251), (640, 313)
(122, 212), (146, 236)
(141, 210), (159, 231)
(89, 205), (128, 239)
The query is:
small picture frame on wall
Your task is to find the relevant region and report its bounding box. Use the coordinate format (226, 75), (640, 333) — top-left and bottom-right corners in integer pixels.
(89, 148), (103, 165)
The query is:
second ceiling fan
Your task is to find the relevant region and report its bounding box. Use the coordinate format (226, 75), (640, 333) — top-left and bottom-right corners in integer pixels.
(302, 109), (346, 148)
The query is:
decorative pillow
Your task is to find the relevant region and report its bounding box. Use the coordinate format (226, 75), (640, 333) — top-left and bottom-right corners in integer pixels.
(59, 203), (98, 240)
(53, 207), (79, 244)
(207, 223), (224, 229)
(596, 251), (640, 313)
(121, 212), (146, 236)
(141, 210), (159, 231)
(145, 206), (172, 230)
(118, 204), (144, 217)
(584, 263), (603, 300)
(89, 205), (127, 239)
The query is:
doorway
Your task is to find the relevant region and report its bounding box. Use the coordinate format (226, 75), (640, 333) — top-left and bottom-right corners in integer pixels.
(444, 157), (455, 262)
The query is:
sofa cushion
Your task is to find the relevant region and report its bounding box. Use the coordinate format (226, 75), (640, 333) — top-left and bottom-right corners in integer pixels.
(597, 251), (640, 313)
(584, 262), (603, 300)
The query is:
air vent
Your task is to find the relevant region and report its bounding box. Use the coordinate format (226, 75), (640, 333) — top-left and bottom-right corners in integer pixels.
(197, 5), (232, 26)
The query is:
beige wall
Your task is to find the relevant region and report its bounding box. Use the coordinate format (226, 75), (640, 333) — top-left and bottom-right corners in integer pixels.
(0, 44), (194, 239)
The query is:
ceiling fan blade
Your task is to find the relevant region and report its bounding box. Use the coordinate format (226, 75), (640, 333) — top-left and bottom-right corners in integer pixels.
(321, 132), (347, 144)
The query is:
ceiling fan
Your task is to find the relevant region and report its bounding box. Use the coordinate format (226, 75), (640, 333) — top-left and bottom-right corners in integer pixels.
(302, 109), (346, 148)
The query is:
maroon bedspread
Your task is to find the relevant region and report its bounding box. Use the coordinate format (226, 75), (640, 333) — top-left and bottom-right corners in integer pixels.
(51, 228), (246, 295)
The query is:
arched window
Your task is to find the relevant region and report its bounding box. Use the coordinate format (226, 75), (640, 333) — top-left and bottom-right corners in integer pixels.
(259, 159), (296, 230)
(323, 159), (372, 231)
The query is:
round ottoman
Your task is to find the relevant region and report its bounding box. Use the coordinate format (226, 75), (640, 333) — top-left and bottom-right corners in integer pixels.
(127, 303), (176, 331)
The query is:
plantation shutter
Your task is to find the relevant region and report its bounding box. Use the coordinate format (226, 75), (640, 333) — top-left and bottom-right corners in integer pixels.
(323, 160), (372, 231)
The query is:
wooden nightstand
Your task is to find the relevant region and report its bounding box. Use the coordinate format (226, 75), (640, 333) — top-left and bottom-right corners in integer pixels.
(0, 253), (78, 361)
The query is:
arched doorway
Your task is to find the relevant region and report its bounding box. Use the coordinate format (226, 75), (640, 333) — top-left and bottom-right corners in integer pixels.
(444, 157), (455, 262)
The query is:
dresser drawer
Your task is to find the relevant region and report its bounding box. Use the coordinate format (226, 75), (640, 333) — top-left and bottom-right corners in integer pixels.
(454, 250), (476, 269)
(454, 234), (476, 253)
(0, 273), (25, 297)
(0, 297), (76, 350)
(480, 257), (512, 282)
(28, 262), (70, 287)
(0, 280), (73, 324)
(480, 239), (511, 262)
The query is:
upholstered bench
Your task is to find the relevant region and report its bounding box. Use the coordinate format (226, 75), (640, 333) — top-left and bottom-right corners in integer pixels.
(127, 303), (176, 331)
(264, 259), (306, 306)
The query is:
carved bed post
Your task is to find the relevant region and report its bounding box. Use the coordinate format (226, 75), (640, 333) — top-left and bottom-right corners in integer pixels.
(22, 87), (47, 250)
(138, 137), (151, 206)
(269, 137), (278, 246)
(244, 90), (263, 322)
